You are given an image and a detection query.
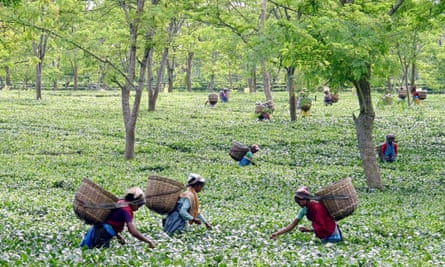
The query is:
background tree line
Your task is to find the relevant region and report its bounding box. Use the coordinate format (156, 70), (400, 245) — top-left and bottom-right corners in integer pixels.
(1, 0), (444, 95)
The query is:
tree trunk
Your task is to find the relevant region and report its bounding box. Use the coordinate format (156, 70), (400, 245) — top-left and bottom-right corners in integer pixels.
(352, 68), (382, 189)
(262, 62), (272, 101)
(167, 55), (174, 93)
(227, 67), (233, 89)
(73, 63), (78, 90)
(185, 51), (193, 92)
(248, 65), (256, 93)
(98, 64), (107, 90)
(260, 0), (272, 101)
(147, 47), (154, 107)
(207, 73), (215, 91)
(35, 62), (42, 100)
(5, 66), (11, 89)
(410, 61), (416, 87)
(121, 0), (146, 160)
(32, 32), (48, 100)
(287, 66), (297, 121)
(122, 88), (134, 159)
(149, 47), (168, 111)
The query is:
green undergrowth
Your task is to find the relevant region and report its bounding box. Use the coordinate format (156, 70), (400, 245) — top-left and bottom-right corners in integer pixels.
(0, 89), (444, 266)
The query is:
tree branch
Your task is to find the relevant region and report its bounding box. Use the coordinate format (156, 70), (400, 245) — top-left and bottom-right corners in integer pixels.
(5, 16), (134, 89)
(388, 0), (405, 16)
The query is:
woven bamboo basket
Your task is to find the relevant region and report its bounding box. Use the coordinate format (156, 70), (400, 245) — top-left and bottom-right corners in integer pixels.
(264, 100), (274, 110)
(208, 93), (218, 105)
(331, 94), (339, 103)
(255, 105), (263, 113)
(145, 175), (184, 215)
(73, 178), (118, 225)
(315, 177), (358, 221)
(300, 103), (311, 112)
(229, 141), (250, 161)
(417, 91), (426, 100)
(398, 90), (407, 99)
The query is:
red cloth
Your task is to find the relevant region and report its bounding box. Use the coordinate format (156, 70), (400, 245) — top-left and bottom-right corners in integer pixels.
(105, 200), (133, 233)
(305, 201), (336, 239)
(380, 142), (398, 155)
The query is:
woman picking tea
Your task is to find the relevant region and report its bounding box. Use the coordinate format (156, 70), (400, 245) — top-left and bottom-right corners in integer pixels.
(163, 173), (212, 235)
(270, 186), (342, 244)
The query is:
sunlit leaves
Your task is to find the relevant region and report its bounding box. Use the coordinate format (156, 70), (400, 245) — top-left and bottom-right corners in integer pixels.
(0, 90), (444, 265)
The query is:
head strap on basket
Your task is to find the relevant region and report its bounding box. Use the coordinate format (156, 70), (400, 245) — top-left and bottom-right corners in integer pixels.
(294, 186), (318, 200)
(125, 187), (145, 206)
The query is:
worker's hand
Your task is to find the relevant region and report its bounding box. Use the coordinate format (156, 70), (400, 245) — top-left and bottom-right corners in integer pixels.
(270, 232), (279, 240)
(192, 218), (202, 225)
(298, 226), (311, 232)
(116, 234), (126, 245)
(205, 223), (212, 230)
(147, 240), (156, 249)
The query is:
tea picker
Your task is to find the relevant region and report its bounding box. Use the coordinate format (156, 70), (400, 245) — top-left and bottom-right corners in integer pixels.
(270, 178), (358, 244)
(74, 179), (156, 249)
(229, 141), (260, 166)
(162, 173), (212, 235)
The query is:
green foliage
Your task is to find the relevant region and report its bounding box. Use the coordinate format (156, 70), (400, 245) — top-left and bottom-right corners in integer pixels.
(0, 90), (444, 265)
(0, 0), (21, 7)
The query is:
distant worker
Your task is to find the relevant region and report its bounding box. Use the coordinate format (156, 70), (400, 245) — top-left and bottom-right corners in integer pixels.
(411, 86), (420, 104)
(239, 144), (260, 166)
(220, 88), (229, 102)
(324, 89), (333, 106)
(379, 134), (398, 162)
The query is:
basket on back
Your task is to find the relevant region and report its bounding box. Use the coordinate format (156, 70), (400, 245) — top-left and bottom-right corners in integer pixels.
(208, 93), (218, 105)
(73, 178), (119, 225)
(145, 175), (184, 215)
(315, 177), (358, 221)
(229, 141), (250, 161)
(255, 101), (274, 114)
(398, 89), (407, 99)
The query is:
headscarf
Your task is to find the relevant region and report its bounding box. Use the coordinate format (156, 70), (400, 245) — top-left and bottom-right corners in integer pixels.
(187, 173), (205, 186)
(125, 187), (146, 206)
(294, 186), (316, 201)
(182, 173), (205, 224)
(250, 144), (260, 153)
(386, 134), (396, 142)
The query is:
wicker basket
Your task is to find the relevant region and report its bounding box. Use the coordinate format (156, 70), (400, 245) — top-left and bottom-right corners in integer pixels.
(417, 91), (426, 100)
(315, 177), (358, 221)
(145, 175), (184, 215)
(229, 141), (250, 161)
(73, 178), (118, 225)
(398, 90), (407, 99)
(255, 105), (263, 113)
(264, 100), (274, 110)
(208, 93), (218, 105)
(331, 94), (339, 103)
(300, 103), (312, 112)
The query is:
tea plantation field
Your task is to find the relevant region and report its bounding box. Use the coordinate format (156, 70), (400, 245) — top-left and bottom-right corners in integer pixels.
(0, 89), (443, 266)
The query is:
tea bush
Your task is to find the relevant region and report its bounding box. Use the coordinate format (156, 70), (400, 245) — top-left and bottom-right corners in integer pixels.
(0, 90), (443, 266)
